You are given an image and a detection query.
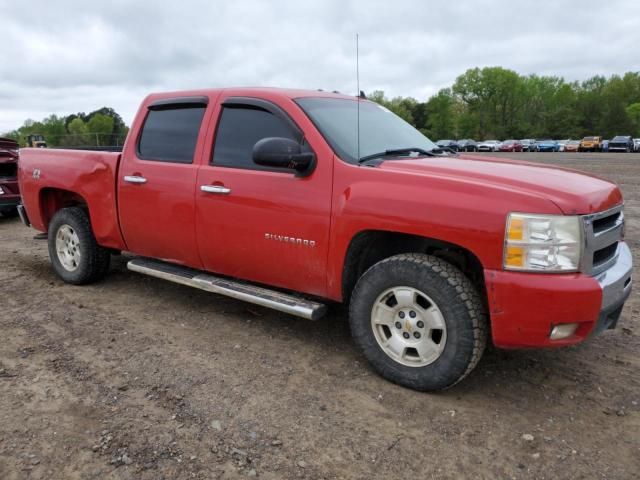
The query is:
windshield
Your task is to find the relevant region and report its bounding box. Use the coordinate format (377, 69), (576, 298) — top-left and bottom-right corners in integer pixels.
(295, 97), (437, 163)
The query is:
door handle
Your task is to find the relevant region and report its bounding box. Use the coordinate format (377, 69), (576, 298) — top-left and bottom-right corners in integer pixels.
(201, 185), (231, 195)
(123, 175), (147, 184)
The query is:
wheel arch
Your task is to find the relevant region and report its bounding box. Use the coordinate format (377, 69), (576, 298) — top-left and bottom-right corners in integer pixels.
(39, 187), (89, 230)
(341, 229), (486, 304)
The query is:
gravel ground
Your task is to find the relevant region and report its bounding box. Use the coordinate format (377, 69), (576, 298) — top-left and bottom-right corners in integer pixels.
(0, 152), (638, 479)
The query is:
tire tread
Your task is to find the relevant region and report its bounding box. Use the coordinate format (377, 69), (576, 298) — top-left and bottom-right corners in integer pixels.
(48, 207), (110, 285)
(349, 253), (488, 390)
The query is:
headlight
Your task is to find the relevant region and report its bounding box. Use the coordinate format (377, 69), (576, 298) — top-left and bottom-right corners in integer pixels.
(504, 213), (582, 272)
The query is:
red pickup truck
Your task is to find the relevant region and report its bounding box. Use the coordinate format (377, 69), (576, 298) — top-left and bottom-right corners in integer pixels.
(17, 88), (633, 391)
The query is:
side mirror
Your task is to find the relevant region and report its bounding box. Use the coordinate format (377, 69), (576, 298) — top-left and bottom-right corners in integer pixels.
(252, 137), (316, 176)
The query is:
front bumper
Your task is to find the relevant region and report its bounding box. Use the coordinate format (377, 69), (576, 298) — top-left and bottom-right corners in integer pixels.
(0, 195), (20, 208)
(486, 242), (633, 348)
(592, 243), (633, 333)
(0, 177), (20, 208)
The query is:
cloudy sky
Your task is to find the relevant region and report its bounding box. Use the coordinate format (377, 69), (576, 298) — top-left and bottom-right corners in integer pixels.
(1, 0), (638, 133)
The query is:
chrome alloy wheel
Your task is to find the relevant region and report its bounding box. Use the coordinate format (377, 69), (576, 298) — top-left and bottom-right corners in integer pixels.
(371, 286), (447, 367)
(55, 224), (81, 272)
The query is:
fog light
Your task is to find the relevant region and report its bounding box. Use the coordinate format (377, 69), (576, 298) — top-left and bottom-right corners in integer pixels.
(550, 323), (579, 340)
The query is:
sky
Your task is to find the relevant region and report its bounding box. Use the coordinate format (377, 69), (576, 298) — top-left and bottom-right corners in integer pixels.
(1, 0), (639, 133)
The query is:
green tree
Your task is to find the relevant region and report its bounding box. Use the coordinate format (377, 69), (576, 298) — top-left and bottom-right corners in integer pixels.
(423, 89), (457, 140)
(368, 91), (417, 124)
(66, 117), (89, 146)
(86, 113), (114, 146)
(453, 67), (525, 139)
(626, 103), (640, 136)
(39, 115), (67, 146)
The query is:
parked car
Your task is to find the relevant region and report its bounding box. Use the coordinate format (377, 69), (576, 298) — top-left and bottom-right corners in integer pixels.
(457, 139), (477, 152)
(608, 136), (634, 152)
(519, 139), (537, 152)
(556, 140), (570, 152)
(602, 140), (609, 152)
(477, 140), (502, 152)
(498, 140), (523, 152)
(17, 87), (633, 392)
(535, 139), (560, 152)
(436, 139), (459, 152)
(579, 136), (603, 152)
(635, 138), (640, 152)
(0, 137), (20, 218)
(564, 140), (581, 152)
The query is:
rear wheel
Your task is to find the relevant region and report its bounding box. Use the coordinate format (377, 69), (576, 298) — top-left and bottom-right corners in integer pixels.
(349, 254), (487, 391)
(48, 207), (111, 285)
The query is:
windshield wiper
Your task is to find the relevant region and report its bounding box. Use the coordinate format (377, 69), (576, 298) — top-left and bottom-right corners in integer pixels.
(358, 147), (436, 164)
(430, 146), (458, 155)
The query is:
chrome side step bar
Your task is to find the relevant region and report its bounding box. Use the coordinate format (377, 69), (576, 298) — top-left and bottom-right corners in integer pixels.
(127, 258), (327, 321)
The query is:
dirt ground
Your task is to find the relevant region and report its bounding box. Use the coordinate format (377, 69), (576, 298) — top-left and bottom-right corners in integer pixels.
(0, 152), (638, 479)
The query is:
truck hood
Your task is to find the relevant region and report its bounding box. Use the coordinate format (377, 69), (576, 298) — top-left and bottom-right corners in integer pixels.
(378, 154), (622, 214)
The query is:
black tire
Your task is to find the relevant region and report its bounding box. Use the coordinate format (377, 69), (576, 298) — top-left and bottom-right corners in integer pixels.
(349, 253), (487, 391)
(0, 207), (19, 218)
(47, 207), (111, 285)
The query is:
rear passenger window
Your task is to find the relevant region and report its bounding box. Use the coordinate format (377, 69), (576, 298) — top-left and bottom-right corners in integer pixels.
(138, 106), (206, 163)
(212, 106), (298, 170)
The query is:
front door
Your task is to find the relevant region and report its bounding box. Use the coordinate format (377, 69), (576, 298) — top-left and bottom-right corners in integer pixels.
(195, 97), (333, 297)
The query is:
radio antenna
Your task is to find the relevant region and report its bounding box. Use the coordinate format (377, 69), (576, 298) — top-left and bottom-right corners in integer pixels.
(356, 33), (360, 161)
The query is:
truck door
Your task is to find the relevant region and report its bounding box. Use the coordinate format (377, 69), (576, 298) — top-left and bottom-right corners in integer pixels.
(195, 96), (333, 297)
(117, 96), (210, 267)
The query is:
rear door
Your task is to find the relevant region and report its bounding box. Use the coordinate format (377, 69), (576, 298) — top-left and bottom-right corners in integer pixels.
(118, 96), (210, 267)
(194, 96), (333, 297)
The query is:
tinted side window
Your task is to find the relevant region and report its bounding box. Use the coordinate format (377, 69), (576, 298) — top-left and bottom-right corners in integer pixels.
(138, 106), (206, 163)
(212, 106), (297, 170)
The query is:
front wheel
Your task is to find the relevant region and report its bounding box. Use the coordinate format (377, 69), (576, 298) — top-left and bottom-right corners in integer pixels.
(349, 254), (487, 391)
(48, 207), (111, 285)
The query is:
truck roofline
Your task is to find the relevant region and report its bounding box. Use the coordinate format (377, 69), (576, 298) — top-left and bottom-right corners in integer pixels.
(143, 86), (357, 103)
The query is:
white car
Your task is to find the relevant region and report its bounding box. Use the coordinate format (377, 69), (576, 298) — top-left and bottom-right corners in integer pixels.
(634, 138), (640, 152)
(477, 140), (502, 152)
(557, 139), (570, 152)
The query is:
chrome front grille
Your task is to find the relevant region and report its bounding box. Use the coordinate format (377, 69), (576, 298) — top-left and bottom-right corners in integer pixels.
(580, 205), (624, 275)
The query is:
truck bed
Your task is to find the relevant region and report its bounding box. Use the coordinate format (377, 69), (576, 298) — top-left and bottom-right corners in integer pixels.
(18, 148), (126, 250)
